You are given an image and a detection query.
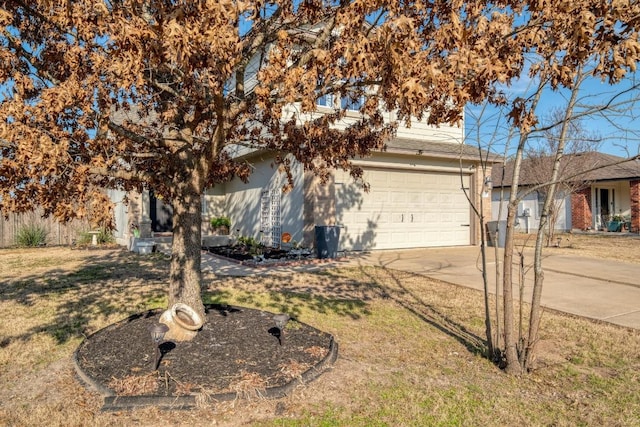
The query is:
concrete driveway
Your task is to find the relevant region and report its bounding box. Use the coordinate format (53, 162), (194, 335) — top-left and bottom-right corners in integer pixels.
(202, 245), (640, 329)
(348, 246), (640, 330)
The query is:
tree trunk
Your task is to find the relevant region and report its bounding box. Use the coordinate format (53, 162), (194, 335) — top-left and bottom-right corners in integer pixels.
(524, 70), (583, 369)
(168, 183), (206, 321)
(500, 81), (545, 375)
(480, 238), (495, 359)
(525, 216), (546, 368)
(502, 203), (522, 374)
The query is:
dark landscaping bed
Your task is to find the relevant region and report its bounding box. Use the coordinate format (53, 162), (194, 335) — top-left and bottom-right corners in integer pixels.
(205, 245), (315, 265)
(74, 304), (337, 410)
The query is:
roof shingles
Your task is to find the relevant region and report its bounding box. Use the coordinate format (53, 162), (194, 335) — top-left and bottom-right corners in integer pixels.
(492, 152), (640, 187)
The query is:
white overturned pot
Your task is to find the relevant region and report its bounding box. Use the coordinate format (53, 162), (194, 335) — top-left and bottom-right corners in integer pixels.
(159, 303), (204, 342)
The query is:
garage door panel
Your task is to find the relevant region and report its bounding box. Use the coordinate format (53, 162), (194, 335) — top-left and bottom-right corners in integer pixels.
(337, 169), (471, 250)
(438, 212), (455, 224)
(407, 191), (422, 206)
(389, 212), (404, 224)
(421, 174), (438, 185)
(424, 212), (440, 223)
(438, 174), (458, 185)
(376, 212), (390, 224)
(439, 192), (458, 205)
(410, 213), (421, 225)
(389, 173), (406, 186)
(454, 211), (469, 221)
(391, 192), (407, 204)
(366, 172), (389, 186)
(405, 178), (425, 190)
(406, 231), (427, 245)
(370, 190), (389, 205)
(357, 212), (376, 224)
(424, 192), (439, 204)
(375, 231), (392, 245)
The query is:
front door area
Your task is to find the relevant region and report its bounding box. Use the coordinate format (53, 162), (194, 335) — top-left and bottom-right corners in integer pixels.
(150, 193), (173, 232)
(594, 187), (615, 230)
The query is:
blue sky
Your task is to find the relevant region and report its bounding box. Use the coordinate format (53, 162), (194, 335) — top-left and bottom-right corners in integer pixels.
(465, 66), (640, 160)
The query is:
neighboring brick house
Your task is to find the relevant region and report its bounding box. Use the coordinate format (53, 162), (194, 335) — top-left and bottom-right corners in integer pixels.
(492, 152), (640, 233)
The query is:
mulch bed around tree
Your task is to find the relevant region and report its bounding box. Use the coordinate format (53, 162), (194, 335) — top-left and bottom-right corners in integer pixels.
(74, 304), (338, 411)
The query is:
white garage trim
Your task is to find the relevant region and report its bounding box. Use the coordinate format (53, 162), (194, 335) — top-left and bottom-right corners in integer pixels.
(336, 168), (472, 250)
(350, 159), (472, 174)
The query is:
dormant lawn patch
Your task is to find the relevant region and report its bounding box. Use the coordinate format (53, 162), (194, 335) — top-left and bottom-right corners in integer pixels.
(1, 238), (639, 426)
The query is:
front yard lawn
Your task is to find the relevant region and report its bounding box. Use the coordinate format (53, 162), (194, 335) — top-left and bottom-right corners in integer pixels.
(0, 244), (638, 426)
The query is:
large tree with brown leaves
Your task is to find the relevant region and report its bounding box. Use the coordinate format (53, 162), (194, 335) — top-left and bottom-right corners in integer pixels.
(0, 0), (520, 319)
(1, 1), (638, 367)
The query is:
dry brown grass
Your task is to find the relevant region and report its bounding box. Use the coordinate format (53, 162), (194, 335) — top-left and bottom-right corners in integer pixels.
(108, 372), (160, 396)
(1, 240), (639, 426)
(513, 231), (640, 264)
(229, 371), (269, 400)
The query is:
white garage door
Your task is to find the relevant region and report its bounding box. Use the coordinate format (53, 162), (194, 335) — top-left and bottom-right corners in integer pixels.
(336, 169), (471, 250)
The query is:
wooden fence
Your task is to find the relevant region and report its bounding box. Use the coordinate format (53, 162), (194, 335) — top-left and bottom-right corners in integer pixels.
(0, 210), (91, 248)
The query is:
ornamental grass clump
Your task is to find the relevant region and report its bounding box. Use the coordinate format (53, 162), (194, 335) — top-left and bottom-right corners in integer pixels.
(15, 224), (48, 247)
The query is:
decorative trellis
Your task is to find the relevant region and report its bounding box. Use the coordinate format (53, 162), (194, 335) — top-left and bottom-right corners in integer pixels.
(260, 188), (281, 248)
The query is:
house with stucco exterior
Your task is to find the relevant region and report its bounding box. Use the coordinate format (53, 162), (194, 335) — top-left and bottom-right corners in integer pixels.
(491, 152), (640, 233)
(111, 111), (495, 252)
(218, 133), (492, 251)
(108, 21), (496, 252)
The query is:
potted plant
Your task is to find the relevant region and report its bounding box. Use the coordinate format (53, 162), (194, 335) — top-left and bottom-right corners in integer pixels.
(607, 214), (625, 232)
(210, 216), (231, 235)
(130, 222), (141, 238)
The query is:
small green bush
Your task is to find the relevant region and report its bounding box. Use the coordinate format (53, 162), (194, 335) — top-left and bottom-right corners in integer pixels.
(16, 224), (48, 247)
(210, 216), (231, 228)
(236, 235), (263, 255)
(96, 228), (115, 244)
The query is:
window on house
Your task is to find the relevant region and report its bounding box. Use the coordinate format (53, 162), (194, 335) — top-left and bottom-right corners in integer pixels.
(340, 93), (364, 111)
(317, 93), (334, 108)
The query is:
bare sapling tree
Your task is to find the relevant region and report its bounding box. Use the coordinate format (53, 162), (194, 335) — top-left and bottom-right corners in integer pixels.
(524, 73), (640, 369)
(461, 101), (515, 360)
(523, 68), (588, 369)
(460, 112), (495, 358)
(524, 108), (602, 246)
(500, 81), (546, 374)
(491, 10), (640, 372)
(482, 78), (640, 373)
